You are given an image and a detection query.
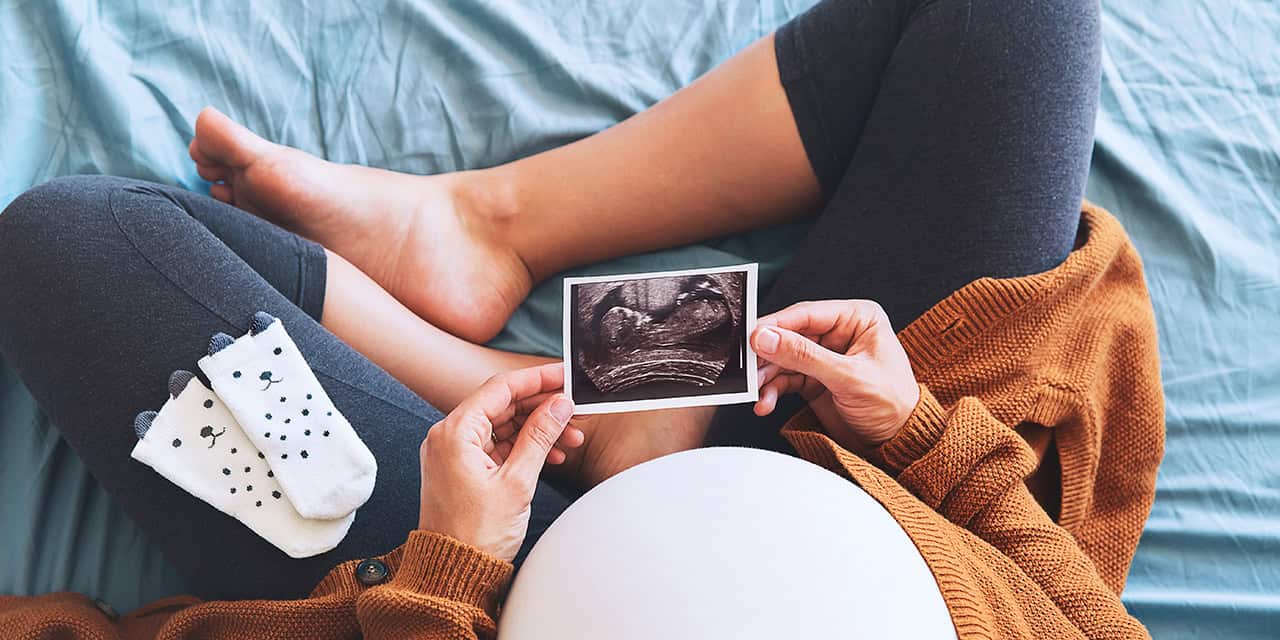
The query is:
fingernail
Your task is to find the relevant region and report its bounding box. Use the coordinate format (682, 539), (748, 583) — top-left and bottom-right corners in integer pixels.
(755, 327), (779, 354)
(550, 397), (574, 424)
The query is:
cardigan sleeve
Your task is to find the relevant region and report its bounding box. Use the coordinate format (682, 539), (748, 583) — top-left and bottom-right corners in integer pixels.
(783, 385), (1151, 639)
(355, 531), (512, 640)
(0, 531), (512, 640)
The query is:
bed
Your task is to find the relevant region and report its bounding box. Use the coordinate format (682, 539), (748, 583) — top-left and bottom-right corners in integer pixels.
(1, 2), (1276, 637)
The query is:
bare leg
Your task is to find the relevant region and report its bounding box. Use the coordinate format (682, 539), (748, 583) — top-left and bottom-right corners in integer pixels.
(192, 35), (812, 488)
(320, 249), (548, 412)
(191, 35), (816, 343)
(321, 248), (711, 487)
(470, 35), (819, 281)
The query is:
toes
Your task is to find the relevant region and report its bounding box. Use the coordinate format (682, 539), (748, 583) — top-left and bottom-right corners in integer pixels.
(194, 106), (266, 169)
(168, 370), (197, 398)
(188, 137), (213, 166)
(188, 136), (230, 183)
(208, 183), (233, 204)
(195, 162), (228, 183)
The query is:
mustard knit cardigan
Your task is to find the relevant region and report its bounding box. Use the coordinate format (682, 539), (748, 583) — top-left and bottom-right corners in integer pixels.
(1, 203), (1161, 639)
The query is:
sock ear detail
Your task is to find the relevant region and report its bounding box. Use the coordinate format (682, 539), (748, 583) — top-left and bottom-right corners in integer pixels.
(250, 312), (277, 336)
(208, 332), (236, 356)
(199, 316), (376, 520)
(128, 379), (354, 557)
(134, 411), (158, 439)
(168, 370), (197, 398)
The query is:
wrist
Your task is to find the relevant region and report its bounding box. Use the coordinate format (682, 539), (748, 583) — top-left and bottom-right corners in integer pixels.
(874, 384), (948, 475)
(392, 531), (513, 609)
(845, 384), (921, 450)
(416, 517), (521, 564)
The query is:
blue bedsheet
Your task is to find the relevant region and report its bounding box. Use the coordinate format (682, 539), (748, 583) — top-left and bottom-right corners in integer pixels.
(1, 2), (1276, 637)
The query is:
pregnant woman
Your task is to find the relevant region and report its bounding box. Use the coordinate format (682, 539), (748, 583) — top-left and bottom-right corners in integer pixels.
(0, 0), (1160, 637)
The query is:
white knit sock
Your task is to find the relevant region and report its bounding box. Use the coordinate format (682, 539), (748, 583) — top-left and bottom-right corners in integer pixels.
(198, 313), (377, 521)
(131, 371), (354, 558)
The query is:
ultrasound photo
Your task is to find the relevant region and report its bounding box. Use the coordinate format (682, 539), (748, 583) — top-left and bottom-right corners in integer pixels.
(562, 264), (758, 414)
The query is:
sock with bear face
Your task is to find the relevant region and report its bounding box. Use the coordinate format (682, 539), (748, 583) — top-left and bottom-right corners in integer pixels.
(131, 371), (355, 558)
(198, 312), (377, 521)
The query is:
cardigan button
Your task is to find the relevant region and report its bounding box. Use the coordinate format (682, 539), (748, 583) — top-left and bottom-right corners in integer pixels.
(93, 598), (119, 620)
(355, 558), (389, 586)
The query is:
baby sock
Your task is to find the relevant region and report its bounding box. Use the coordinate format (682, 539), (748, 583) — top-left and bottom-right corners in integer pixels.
(198, 312), (377, 521)
(131, 371), (354, 558)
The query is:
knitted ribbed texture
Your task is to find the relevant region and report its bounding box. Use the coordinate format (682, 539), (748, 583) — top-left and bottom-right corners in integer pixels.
(785, 202), (1161, 638)
(1, 531), (511, 639)
(895, 202), (1164, 595)
(0, 202), (1161, 639)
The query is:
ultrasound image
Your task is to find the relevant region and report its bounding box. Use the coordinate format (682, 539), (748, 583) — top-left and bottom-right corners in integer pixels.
(570, 271), (748, 403)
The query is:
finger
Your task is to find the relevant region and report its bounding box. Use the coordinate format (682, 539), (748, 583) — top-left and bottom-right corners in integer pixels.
(755, 330), (824, 368)
(450, 412), (500, 458)
(503, 394), (574, 482)
(557, 426), (585, 449)
(754, 372), (807, 415)
(514, 391), (558, 416)
(461, 364), (564, 425)
(493, 424), (581, 452)
(495, 439), (514, 460)
(495, 398), (581, 452)
(766, 372), (807, 396)
(546, 448), (567, 465)
(754, 384), (778, 416)
(493, 423), (517, 442)
(760, 300), (885, 351)
(758, 300), (848, 336)
(757, 363), (785, 387)
(752, 325), (851, 389)
(488, 438), (514, 466)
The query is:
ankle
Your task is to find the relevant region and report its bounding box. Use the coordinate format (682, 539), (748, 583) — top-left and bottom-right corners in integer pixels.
(450, 166), (518, 221)
(449, 164), (563, 282)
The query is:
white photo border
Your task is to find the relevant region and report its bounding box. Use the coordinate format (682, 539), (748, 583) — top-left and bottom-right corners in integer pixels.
(562, 263), (759, 415)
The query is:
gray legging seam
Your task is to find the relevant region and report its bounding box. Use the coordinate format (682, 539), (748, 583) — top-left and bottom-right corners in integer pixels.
(106, 186), (434, 422)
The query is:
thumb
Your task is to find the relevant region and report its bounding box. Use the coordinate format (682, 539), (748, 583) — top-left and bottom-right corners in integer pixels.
(753, 325), (848, 388)
(503, 394), (575, 483)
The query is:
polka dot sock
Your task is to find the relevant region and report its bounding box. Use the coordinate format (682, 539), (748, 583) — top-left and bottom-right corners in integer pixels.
(130, 371), (354, 558)
(198, 312), (377, 521)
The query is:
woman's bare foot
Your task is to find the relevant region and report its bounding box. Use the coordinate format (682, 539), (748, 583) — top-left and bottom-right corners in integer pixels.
(189, 106), (530, 343)
(553, 406), (716, 490)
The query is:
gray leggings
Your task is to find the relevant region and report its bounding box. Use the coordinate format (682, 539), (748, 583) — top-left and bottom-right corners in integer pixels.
(0, 177), (572, 600)
(0, 0), (1098, 603)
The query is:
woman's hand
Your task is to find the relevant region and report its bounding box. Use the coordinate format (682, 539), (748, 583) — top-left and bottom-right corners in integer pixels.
(418, 363), (583, 562)
(751, 300), (920, 452)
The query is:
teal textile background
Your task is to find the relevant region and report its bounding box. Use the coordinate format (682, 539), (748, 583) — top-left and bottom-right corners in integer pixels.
(1, 2), (1277, 637)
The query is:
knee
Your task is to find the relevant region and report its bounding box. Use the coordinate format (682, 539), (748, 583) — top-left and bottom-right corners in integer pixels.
(2, 174), (123, 224)
(2, 174), (114, 231)
(0, 174), (128, 250)
(0, 175), (130, 281)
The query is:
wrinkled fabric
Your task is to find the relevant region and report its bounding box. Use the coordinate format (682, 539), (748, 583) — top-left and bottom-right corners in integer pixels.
(0, 1), (1277, 638)
(0, 0), (815, 615)
(1086, 3), (1280, 639)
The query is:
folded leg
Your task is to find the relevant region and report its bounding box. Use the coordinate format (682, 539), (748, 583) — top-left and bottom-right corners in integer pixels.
(0, 176), (570, 600)
(710, 0), (1100, 450)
